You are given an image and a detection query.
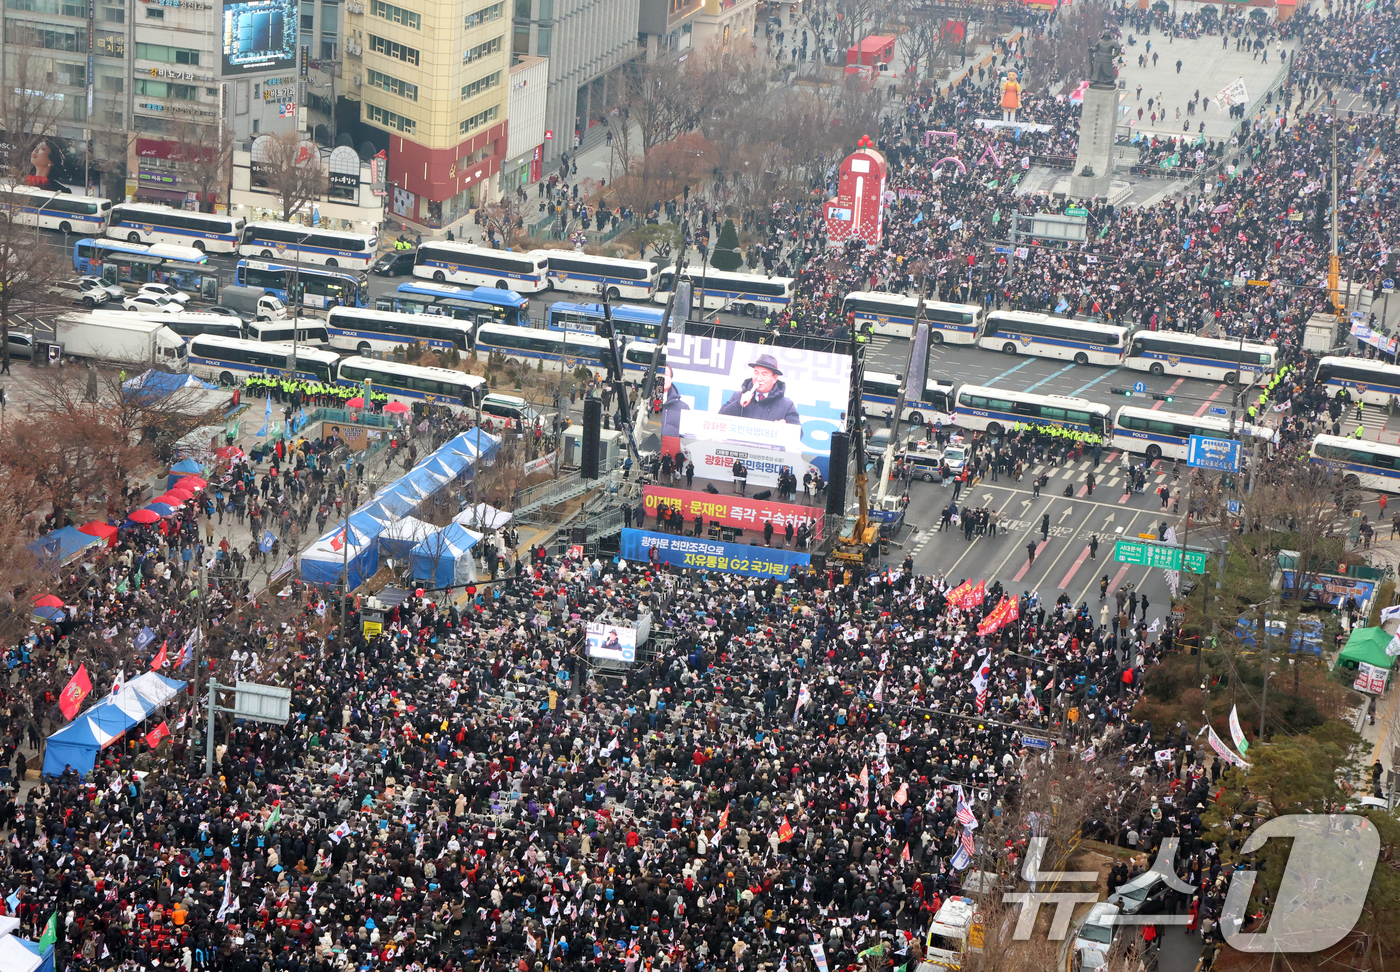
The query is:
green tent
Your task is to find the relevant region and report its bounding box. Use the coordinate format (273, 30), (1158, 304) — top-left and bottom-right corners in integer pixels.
(1336, 627), (1396, 671)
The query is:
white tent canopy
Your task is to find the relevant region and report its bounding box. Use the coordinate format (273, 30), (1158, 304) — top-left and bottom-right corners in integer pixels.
(453, 503), (511, 531)
(0, 935), (42, 972)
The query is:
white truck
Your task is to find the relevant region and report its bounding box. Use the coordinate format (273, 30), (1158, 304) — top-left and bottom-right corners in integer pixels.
(916, 896), (980, 972)
(56, 312), (188, 371)
(219, 284), (287, 321)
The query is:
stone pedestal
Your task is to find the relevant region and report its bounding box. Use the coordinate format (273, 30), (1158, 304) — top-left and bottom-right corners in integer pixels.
(1069, 83), (1118, 200)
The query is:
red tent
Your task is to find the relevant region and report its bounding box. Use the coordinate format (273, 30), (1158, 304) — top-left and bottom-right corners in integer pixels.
(78, 521), (120, 547)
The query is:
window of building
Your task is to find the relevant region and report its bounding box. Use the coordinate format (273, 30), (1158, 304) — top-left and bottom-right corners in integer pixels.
(460, 70), (500, 100)
(368, 34), (419, 64)
(5, 20), (86, 51)
(512, 0), (528, 16)
(101, 74), (124, 93)
(462, 35), (500, 63)
(54, 61), (86, 86)
(459, 104), (497, 135)
(464, 1), (502, 28)
(4, 0), (84, 16)
(513, 25), (529, 54)
(135, 78), (168, 97)
(371, 0), (418, 26)
(538, 0), (551, 18)
(368, 103), (415, 133)
(368, 69), (417, 100)
(301, 10), (314, 29)
(536, 24), (550, 55)
(321, 36), (337, 59)
(136, 42), (200, 64)
(146, 7), (164, 17)
(100, 4), (123, 21)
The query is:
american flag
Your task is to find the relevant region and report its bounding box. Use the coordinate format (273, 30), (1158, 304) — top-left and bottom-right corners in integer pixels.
(959, 830), (975, 857)
(956, 799), (976, 828)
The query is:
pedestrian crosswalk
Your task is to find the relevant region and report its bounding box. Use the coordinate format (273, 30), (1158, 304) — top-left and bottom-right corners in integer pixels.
(975, 458), (1176, 493)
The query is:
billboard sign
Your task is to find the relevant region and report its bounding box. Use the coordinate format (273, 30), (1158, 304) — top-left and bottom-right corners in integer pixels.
(681, 439), (817, 489)
(642, 484), (823, 538)
(1280, 570), (1377, 607)
(221, 0), (298, 75)
(585, 621), (636, 663)
(620, 528), (810, 579)
(661, 336), (850, 476)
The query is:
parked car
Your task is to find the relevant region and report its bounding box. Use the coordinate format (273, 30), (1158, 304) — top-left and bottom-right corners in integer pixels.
(372, 249), (417, 276)
(942, 444), (968, 475)
(5, 331), (34, 360)
(49, 277), (112, 308)
(1072, 902), (1119, 962)
(136, 283), (190, 305)
(202, 306), (248, 320)
(81, 276), (125, 301)
(123, 293), (182, 314)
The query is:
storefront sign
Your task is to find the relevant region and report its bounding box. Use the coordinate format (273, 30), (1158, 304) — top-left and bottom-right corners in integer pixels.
(620, 529), (810, 579)
(642, 485), (822, 538)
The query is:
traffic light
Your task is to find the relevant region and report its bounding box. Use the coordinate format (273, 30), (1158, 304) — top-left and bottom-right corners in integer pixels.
(1152, 393), (1174, 402)
(1110, 387), (1133, 397)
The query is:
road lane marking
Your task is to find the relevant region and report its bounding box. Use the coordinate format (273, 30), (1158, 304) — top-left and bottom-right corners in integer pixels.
(1069, 367), (1122, 397)
(1150, 377), (1187, 411)
(984, 358), (1037, 387)
(1023, 363), (1079, 393)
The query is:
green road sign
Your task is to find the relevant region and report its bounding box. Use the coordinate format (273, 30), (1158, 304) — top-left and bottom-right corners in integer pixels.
(1113, 539), (1207, 572)
(1065, 207), (1089, 217)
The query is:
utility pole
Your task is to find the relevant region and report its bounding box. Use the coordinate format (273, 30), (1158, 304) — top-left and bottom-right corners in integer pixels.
(1259, 630), (1270, 739)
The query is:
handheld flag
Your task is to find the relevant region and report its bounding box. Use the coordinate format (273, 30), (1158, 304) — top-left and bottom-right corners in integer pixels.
(717, 804), (730, 832)
(59, 665), (92, 720)
(38, 912), (56, 949)
(259, 530), (277, 553)
(144, 722), (170, 748)
(257, 395), (272, 437)
(263, 805), (281, 831)
(776, 816), (794, 843)
(151, 641), (168, 671)
(110, 668), (124, 696)
(133, 626), (156, 652)
(328, 821), (353, 844)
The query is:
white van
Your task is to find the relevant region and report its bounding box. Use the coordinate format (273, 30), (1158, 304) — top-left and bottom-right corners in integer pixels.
(917, 896), (977, 971)
(480, 393), (541, 424)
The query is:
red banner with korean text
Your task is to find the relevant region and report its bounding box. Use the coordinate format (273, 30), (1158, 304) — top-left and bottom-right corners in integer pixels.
(642, 485), (824, 539)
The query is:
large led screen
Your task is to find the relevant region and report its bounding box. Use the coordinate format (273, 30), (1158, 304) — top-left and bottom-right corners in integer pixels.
(222, 0), (297, 75)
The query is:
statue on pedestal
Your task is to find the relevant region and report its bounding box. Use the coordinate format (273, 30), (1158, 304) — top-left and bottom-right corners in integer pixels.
(1088, 31), (1121, 88)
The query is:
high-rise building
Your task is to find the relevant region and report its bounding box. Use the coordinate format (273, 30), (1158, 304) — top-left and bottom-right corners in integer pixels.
(340, 0), (510, 234)
(636, 0), (701, 61)
(510, 0), (639, 165)
(691, 0), (756, 52)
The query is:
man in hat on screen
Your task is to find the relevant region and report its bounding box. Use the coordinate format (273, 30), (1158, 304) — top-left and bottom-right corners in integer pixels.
(718, 353), (802, 425)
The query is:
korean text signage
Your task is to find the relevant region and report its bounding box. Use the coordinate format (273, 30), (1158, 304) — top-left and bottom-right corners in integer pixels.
(1187, 434), (1241, 472)
(1354, 661), (1388, 695)
(620, 529), (810, 579)
(642, 485), (823, 538)
(1280, 570), (1376, 606)
(1114, 539), (1207, 572)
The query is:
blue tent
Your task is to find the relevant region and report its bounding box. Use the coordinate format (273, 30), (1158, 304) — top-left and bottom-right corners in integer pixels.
(26, 527), (101, 568)
(171, 458), (205, 475)
(0, 921), (54, 972)
(411, 523), (482, 588)
(43, 672), (187, 777)
(121, 369), (217, 401)
(300, 429), (497, 585)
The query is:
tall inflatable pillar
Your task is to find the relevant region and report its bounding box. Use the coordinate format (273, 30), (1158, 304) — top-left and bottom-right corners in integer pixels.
(824, 136), (887, 248)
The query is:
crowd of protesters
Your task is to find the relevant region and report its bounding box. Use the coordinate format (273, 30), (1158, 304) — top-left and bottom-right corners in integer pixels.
(6, 4), (1398, 972)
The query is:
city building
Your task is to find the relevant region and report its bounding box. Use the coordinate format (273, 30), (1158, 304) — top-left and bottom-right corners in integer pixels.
(229, 136), (385, 234)
(691, 0), (757, 52)
(637, 0), (702, 61)
(500, 54), (548, 197)
(340, 0), (511, 235)
(511, 0), (639, 163)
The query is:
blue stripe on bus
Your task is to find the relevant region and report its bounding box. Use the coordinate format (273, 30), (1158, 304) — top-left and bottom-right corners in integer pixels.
(851, 313), (978, 333)
(1324, 377), (1400, 396)
(1310, 456), (1400, 479)
(422, 260), (541, 284)
(329, 327), (458, 351)
(332, 379), (455, 402)
(987, 333), (1121, 354)
(696, 287), (790, 306)
(115, 222), (238, 242)
(959, 406), (1098, 433)
(475, 342), (606, 365)
(550, 271), (654, 287)
(245, 241), (370, 259)
(21, 206), (103, 226)
(190, 358), (327, 381)
(1134, 351), (1266, 371)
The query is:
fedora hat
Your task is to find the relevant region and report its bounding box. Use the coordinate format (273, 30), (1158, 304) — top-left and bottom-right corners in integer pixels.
(748, 354), (782, 375)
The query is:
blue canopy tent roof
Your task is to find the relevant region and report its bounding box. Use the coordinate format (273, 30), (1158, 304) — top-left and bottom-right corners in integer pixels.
(121, 369), (217, 401)
(171, 458), (205, 474)
(0, 918), (54, 972)
(411, 523), (483, 588)
(299, 429), (497, 587)
(43, 672), (187, 777)
(26, 527), (101, 568)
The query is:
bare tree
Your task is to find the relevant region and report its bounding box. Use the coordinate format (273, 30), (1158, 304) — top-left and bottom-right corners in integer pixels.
(479, 196), (528, 249)
(169, 117), (234, 213)
(614, 60), (704, 156)
(251, 133), (329, 222)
